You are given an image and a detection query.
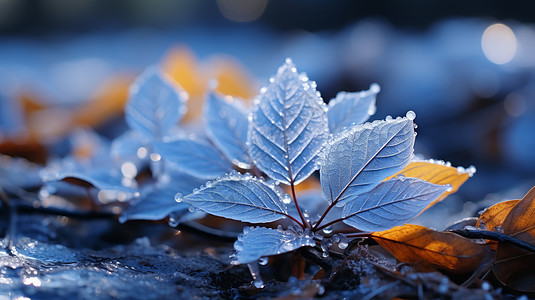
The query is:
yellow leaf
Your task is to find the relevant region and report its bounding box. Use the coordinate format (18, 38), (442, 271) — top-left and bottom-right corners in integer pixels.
(204, 55), (257, 101)
(493, 186), (535, 293)
(161, 46), (207, 122)
(372, 224), (489, 273)
(385, 161), (473, 211)
(476, 199), (520, 231)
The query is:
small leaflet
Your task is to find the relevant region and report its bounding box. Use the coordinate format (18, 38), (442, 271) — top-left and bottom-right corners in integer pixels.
(248, 59), (329, 185)
(179, 172), (287, 223)
(342, 177), (449, 231)
(153, 139), (232, 179)
(125, 67), (188, 140)
(320, 116), (415, 207)
(204, 92), (250, 169)
(232, 226), (315, 264)
(327, 84), (379, 133)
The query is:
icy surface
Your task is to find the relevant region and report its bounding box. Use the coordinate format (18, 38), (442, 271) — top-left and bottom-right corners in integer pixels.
(248, 59), (329, 185)
(0, 236), (232, 300)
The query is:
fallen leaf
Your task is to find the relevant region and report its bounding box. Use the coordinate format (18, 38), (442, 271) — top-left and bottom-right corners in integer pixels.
(372, 224), (489, 273)
(493, 187), (535, 293)
(385, 161), (472, 212)
(476, 200), (520, 231)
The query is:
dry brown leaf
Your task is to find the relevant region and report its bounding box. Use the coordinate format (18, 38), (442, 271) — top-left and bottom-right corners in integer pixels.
(493, 187), (535, 293)
(384, 161), (472, 212)
(372, 224), (489, 273)
(476, 199), (520, 231)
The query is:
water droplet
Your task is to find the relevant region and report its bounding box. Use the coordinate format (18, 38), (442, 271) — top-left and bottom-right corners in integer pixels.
(188, 206), (196, 213)
(445, 184), (453, 192)
(168, 216), (179, 227)
(150, 153), (161, 162)
(258, 257), (268, 265)
(121, 162), (138, 179)
(247, 262), (264, 289)
(118, 216), (127, 224)
(322, 225), (333, 234)
(282, 195), (292, 205)
(174, 193), (183, 202)
(406, 110), (416, 120)
(137, 147), (148, 159)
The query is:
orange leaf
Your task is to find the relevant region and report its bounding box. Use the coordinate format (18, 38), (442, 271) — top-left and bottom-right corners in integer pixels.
(372, 224), (489, 273)
(161, 47), (207, 122)
(204, 55), (258, 101)
(493, 187), (535, 292)
(72, 75), (132, 129)
(476, 199), (520, 231)
(385, 161), (473, 211)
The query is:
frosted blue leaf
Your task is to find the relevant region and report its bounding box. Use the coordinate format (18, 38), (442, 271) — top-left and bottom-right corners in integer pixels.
(121, 168), (206, 221)
(327, 83), (379, 133)
(153, 139), (232, 179)
(125, 67), (188, 140)
(204, 93), (250, 169)
(0, 155), (42, 189)
(232, 226), (316, 264)
(49, 170), (133, 192)
(121, 186), (204, 222)
(321, 116), (415, 207)
(111, 130), (148, 162)
(342, 177), (449, 231)
(179, 172), (287, 223)
(248, 59), (328, 185)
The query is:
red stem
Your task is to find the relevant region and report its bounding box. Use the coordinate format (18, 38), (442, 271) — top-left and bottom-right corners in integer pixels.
(290, 180), (310, 229)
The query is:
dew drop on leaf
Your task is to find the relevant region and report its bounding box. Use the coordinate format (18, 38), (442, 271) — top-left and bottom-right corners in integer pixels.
(258, 257), (269, 265)
(405, 110), (416, 120)
(322, 225), (333, 234)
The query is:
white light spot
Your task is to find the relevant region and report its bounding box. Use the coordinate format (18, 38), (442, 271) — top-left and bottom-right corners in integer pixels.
(482, 23), (517, 64)
(150, 153), (161, 162)
(121, 162), (137, 179)
(137, 147), (148, 159)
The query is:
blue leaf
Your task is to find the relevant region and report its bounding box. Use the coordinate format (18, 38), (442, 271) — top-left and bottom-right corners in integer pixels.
(125, 67), (188, 140)
(248, 59), (328, 185)
(342, 177), (449, 231)
(120, 167), (207, 222)
(120, 185), (204, 222)
(178, 172), (288, 223)
(321, 116), (415, 207)
(204, 93), (250, 169)
(111, 130), (148, 163)
(327, 84), (379, 133)
(153, 139), (232, 179)
(231, 226), (316, 264)
(47, 169), (133, 193)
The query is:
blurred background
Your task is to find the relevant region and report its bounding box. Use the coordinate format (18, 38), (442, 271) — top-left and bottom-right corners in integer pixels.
(1, 0), (534, 225)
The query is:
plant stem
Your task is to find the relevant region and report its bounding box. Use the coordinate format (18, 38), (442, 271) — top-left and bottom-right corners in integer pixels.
(449, 229), (535, 253)
(290, 180), (309, 229)
(313, 202), (335, 231)
(315, 216), (350, 232)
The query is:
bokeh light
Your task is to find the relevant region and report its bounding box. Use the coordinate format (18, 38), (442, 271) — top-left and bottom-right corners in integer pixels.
(481, 23), (517, 64)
